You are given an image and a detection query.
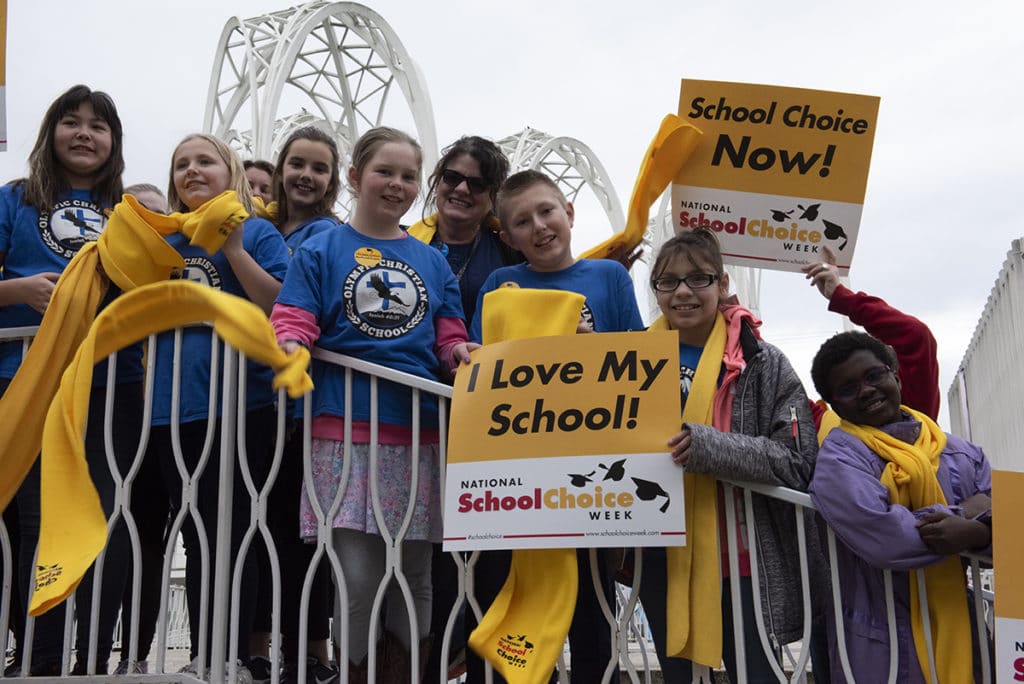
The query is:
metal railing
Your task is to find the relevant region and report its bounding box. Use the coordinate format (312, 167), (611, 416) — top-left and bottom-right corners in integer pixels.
(0, 326), (995, 683)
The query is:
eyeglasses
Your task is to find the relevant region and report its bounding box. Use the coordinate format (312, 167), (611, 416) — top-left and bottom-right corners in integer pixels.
(833, 366), (895, 402)
(651, 273), (719, 292)
(440, 169), (489, 194)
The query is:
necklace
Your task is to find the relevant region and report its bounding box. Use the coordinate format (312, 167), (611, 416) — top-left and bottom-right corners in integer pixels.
(433, 230), (483, 285)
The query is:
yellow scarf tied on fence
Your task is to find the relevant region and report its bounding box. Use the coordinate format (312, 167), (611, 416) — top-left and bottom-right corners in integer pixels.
(840, 407), (972, 684)
(30, 280), (311, 615)
(648, 313), (724, 667)
(468, 287), (585, 684)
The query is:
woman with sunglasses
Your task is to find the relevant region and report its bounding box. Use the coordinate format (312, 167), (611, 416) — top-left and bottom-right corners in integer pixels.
(409, 136), (524, 329)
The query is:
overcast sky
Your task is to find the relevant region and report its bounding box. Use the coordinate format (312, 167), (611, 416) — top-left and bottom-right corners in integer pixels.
(2, 0), (1020, 430)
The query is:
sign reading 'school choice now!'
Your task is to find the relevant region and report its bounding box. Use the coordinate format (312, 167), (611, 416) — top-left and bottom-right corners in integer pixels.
(672, 79), (880, 274)
(443, 331), (685, 551)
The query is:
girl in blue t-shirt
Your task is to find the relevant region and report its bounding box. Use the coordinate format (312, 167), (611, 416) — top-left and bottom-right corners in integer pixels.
(148, 133), (290, 675)
(271, 126), (475, 679)
(249, 126), (342, 681)
(0, 84), (143, 676)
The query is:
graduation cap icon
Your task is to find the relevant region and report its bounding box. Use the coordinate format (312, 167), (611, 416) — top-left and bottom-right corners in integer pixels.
(568, 471), (596, 487)
(598, 459), (627, 482)
(632, 477), (671, 513)
(770, 209), (794, 221)
(822, 219), (848, 250)
(797, 203), (821, 221)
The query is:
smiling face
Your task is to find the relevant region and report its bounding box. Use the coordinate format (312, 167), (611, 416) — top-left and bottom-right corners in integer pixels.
(499, 184), (575, 272)
(436, 153), (493, 237)
(53, 101), (113, 189)
(653, 253), (729, 346)
(827, 349), (903, 427)
(172, 138), (232, 212)
(246, 165), (273, 202)
(347, 141), (421, 236)
(281, 138), (335, 217)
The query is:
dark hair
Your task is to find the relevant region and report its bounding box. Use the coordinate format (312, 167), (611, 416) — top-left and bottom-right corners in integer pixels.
(495, 170), (567, 226)
(423, 136), (509, 225)
(811, 331), (899, 403)
(650, 230), (725, 285)
(272, 127), (341, 227)
(244, 159), (275, 177)
(20, 85), (124, 211)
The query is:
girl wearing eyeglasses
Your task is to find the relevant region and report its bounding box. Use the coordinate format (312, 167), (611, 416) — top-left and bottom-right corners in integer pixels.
(635, 229), (824, 683)
(409, 136), (524, 329)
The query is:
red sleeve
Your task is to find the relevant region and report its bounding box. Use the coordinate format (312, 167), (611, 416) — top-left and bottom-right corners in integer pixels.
(434, 316), (468, 380)
(270, 303), (320, 349)
(828, 284), (940, 419)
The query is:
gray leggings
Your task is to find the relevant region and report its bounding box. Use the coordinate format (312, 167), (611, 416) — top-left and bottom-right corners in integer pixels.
(331, 528), (432, 663)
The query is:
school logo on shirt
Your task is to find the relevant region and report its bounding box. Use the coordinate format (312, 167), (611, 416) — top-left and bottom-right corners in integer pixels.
(39, 198), (106, 259)
(343, 258), (428, 339)
(172, 257), (223, 290)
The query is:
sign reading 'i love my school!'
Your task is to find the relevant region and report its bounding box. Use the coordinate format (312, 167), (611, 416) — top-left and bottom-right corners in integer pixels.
(672, 79), (880, 274)
(443, 331), (686, 551)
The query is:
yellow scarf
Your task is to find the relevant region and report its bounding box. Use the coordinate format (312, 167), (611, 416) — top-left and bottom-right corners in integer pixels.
(252, 195), (279, 223)
(648, 313), (724, 667)
(580, 114), (701, 261)
(30, 280), (311, 614)
(840, 407), (972, 684)
(0, 191), (248, 510)
(468, 287), (585, 684)
(407, 212), (502, 247)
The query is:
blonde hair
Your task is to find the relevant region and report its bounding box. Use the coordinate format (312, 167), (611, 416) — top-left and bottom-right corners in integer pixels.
(166, 134), (254, 214)
(348, 126), (423, 195)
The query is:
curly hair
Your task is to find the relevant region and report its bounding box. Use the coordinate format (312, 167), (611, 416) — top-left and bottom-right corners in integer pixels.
(811, 330), (898, 404)
(422, 135), (509, 227)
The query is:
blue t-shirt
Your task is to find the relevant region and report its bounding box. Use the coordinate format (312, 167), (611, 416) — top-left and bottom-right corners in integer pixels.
(150, 217), (290, 425)
(0, 183), (142, 383)
(284, 216), (338, 255)
(276, 224), (463, 427)
(469, 259), (644, 342)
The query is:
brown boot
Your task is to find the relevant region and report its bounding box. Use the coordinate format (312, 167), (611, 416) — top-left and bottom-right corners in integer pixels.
(378, 631), (412, 683)
(348, 657), (369, 684)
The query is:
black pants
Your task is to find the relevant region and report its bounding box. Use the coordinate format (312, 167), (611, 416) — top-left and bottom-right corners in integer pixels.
(9, 380), (143, 672)
(252, 421), (331, 662)
(150, 406), (274, 665)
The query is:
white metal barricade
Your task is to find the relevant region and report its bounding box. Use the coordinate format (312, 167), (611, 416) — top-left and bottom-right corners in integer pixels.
(0, 326), (996, 683)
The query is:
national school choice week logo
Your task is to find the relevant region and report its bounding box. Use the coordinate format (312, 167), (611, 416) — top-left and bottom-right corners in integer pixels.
(36, 563), (63, 590)
(344, 249), (428, 340)
(457, 457), (671, 520)
(678, 199), (847, 255)
(495, 633), (534, 669)
(39, 198), (106, 260)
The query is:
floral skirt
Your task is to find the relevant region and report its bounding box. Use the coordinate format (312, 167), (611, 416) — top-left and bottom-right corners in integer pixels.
(299, 438), (442, 542)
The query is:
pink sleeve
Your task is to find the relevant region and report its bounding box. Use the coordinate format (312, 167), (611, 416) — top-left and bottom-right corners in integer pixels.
(270, 303), (320, 348)
(435, 316), (468, 379)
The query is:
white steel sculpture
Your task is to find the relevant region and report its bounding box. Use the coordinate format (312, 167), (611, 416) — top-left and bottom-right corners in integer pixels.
(203, 1), (438, 196)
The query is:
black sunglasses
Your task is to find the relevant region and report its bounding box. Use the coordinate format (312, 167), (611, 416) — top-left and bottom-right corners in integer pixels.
(440, 169), (489, 194)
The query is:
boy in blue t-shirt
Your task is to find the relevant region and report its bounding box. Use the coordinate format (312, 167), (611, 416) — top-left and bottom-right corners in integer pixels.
(468, 170), (643, 682)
